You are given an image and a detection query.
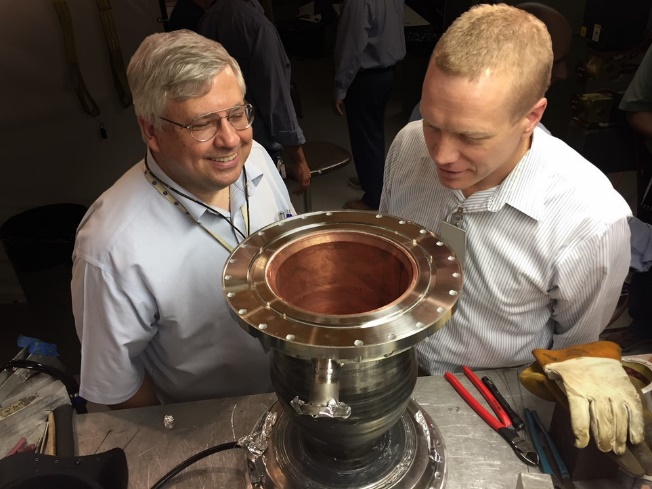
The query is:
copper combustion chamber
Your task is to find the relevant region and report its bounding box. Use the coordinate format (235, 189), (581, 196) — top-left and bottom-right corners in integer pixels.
(223, 210), (462, 465)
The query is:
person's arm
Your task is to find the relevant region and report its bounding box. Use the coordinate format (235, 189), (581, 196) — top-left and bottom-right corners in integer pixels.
(549, 217), (631, 347)
(281, 145), (311, 193)
(620, 46), (652, 136)
(247, 22), (310, 191)
(630, 216), (652, 272)
(72, 258), (158, 409)
(627, 111), (652, 140)
(333, 0), (371, 111)
(109, 371), (160, 410)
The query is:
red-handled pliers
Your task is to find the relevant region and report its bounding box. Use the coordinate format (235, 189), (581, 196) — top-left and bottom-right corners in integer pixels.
(444, 366), (539, 466)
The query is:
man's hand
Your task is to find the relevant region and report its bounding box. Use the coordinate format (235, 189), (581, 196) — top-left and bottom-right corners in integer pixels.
(282, 145), (311, 194)
(333, 98), (345, 116)
(285, 160), (311, 193)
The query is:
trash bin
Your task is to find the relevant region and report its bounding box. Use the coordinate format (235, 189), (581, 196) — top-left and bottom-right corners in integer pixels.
(0, 203), (87, 373)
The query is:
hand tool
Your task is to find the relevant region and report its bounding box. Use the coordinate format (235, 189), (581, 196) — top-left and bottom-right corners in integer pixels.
(481, 375), (524, 430)
(523, 408), (575, 489)
(445, 366), (539, 466)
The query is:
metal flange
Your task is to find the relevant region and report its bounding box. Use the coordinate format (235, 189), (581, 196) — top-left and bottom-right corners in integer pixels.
(223, 210), (462, 361)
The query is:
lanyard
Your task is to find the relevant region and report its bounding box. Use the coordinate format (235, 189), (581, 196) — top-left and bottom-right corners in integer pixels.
(143, 164), (249, 253)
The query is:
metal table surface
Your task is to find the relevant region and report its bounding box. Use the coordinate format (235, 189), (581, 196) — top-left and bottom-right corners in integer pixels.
(74, 369), (633, 489)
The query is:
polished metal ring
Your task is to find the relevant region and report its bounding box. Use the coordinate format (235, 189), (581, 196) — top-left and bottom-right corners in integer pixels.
(223, 211), (462, 361)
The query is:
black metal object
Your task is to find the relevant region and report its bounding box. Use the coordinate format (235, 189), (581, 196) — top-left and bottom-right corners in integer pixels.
(53, 404), (75, 457)
(0, 448), (128, 489)
(157, 0), (169, 31)
(566, 120), (638, 175)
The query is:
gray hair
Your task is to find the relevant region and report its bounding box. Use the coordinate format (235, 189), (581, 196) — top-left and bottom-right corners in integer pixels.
(127, 30), (247, 127)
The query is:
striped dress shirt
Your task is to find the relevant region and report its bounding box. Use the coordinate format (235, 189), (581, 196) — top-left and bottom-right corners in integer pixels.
(380, 122), (632, 374)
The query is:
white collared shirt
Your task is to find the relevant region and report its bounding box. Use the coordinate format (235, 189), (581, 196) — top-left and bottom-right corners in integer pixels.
(72, 142), (294, 404)
(381, 122), (632, 374)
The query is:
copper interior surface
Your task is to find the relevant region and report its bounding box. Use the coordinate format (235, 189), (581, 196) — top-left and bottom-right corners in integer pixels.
(266, 231), (416, 315)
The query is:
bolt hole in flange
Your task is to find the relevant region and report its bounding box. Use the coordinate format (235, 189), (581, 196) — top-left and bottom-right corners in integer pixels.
(223, 211), (463, 361)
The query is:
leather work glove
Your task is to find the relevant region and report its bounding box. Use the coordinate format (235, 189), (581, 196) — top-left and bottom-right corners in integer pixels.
(520, 341), (622, 408)
(543, 356), (644, 454)
(520, 341), (652, 477)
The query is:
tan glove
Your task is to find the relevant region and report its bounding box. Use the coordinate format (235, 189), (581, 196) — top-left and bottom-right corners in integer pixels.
(519, 341), (652, 477)
(521, 341), (622, 409)
(543, 356), (644, 454)
(528, 341), (643, 455)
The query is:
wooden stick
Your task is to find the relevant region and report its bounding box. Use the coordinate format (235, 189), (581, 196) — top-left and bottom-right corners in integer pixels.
(37, 420), (49, 454)
(45, 411), (56, 455)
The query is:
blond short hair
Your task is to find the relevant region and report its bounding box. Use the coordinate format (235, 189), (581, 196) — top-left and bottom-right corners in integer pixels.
(127, 30), (246, 127)
(432, 3), (552, 120)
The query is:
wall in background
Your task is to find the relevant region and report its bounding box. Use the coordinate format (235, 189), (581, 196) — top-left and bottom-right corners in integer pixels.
(0, 0), (163, 301)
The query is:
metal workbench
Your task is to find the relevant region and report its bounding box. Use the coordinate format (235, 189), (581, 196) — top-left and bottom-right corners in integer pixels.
(74, 369), (634, 489)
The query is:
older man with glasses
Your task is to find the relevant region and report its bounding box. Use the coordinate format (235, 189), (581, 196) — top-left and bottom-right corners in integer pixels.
(71, 30), (295, 410)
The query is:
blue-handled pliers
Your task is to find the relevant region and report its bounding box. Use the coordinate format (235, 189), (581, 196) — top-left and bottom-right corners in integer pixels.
(523, 408), (576, 489)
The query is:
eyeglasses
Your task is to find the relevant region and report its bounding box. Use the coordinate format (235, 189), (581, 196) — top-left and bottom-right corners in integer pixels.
(159, 103), (255, 142)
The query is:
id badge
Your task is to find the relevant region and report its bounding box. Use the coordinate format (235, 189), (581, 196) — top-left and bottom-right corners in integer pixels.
(439, 220), (467, 269)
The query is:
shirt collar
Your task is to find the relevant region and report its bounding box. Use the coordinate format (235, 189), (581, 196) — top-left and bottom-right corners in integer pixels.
(145, 148), (264, 221)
